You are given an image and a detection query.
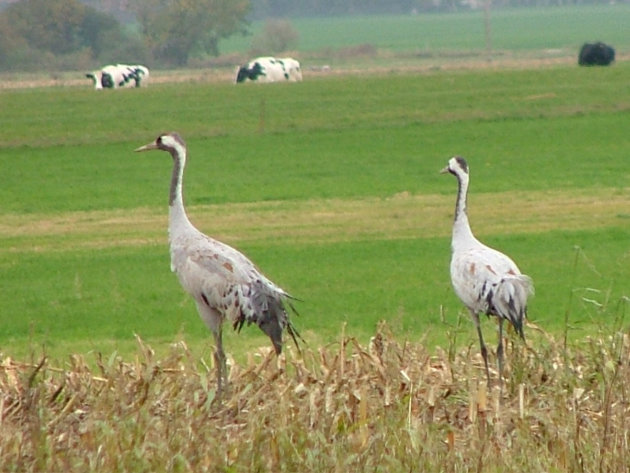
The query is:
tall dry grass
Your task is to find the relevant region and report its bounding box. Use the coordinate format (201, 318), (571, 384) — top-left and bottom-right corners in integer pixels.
(1, 323), (629, 472)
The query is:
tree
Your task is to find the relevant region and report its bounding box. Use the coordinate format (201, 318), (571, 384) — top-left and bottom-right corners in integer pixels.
(133, 0), (250, 67)
(4, 0), (88, 55)
(0, 0), (147, 71)
(251, 19), (299, 55)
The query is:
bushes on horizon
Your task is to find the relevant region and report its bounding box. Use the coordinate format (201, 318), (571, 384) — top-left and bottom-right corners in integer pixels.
(0, 0), (147, 72)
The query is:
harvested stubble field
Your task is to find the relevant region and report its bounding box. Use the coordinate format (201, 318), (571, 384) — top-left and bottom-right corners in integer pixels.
(1, 324), (629, 472)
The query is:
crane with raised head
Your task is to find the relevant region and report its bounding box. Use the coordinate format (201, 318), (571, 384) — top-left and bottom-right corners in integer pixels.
(135, 132), (300, 395)
(441, 156), (533, 387)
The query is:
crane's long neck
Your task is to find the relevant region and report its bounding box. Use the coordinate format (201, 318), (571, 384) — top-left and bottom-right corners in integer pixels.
(452, 172), (478, 250)
(168, 150), (195, 238)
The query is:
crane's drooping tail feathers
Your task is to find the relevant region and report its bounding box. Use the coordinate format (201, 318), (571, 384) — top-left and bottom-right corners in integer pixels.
(490, 274), (534, 338)
(232, 287), (302, 354)
(257, 297), (303, 355)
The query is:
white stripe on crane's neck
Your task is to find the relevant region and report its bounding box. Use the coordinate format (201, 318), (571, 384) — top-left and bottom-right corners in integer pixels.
(167, 139), (195, 237)
(451, 165), (478, 250)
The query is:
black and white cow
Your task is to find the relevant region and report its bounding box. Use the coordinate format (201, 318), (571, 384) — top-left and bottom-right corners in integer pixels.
(578, 42), (615, 66)
(280, 57), (303, 82)
(86, 64), (150, 89)
(235, 57), (302, 83)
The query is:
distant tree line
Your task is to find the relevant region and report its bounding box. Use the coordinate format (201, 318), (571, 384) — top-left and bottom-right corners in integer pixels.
(0, 0), (146, 71)
(253, 0), (428, 18)
(0, 0), (248, 71)
(249, 0), (618, 18)
(251, 0), (417, 18)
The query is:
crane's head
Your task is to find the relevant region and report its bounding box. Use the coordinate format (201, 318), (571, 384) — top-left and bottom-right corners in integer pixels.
(440, 156), (469, 177)
(135, 132), (186, 159)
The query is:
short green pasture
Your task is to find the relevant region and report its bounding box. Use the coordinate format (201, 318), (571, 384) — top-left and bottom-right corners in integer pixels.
(1, 63), (629, 363)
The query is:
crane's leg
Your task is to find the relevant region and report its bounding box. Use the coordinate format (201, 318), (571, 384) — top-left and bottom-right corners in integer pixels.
(497, 318), (504, 393)
(471, 311), (491, 387)
(213, 328), (227, 399)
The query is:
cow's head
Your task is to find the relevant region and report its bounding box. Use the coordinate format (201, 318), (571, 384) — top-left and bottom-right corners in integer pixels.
(86, 72), (102, 89)
(101, 72), (114, 88)
(235, 62), (265, 83)
(235, 66), (248, 83)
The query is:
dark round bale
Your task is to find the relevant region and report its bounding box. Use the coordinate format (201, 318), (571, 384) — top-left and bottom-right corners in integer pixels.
(578, 42), (615, 66)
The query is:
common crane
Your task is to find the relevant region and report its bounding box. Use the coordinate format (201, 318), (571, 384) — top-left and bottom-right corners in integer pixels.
(441, 156), (533, 387)
(135, 132), (300, 395)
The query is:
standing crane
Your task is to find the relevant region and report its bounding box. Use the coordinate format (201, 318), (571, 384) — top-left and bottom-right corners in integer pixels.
(135, 132), (300, 395)
(441, 156), (533, 387)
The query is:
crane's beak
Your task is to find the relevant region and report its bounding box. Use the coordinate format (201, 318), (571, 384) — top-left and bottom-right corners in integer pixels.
(135, 141), (159, 152)
(440, 165), (450, 174)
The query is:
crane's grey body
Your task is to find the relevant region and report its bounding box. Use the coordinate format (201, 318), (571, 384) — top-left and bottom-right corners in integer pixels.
(442, 156), (533, 387)
(136, 132), (299, 394)
(169, 219), (289, 346)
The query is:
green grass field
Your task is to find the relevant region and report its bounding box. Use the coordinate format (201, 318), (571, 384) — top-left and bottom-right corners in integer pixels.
(221, 4), (630, 57)
(1, 61), (628, 364)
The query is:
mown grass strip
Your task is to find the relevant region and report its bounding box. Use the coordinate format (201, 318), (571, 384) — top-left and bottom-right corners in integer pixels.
(2, 187), (627, 252)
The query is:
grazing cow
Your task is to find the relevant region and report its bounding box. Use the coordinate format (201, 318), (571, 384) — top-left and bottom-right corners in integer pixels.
(235, 57), (302, 83)
(86, 64), (150, 89)
(578, 42), (615, 66)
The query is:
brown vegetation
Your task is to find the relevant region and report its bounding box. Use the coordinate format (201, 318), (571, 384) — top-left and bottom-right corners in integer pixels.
(1, 323), (629, 472)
